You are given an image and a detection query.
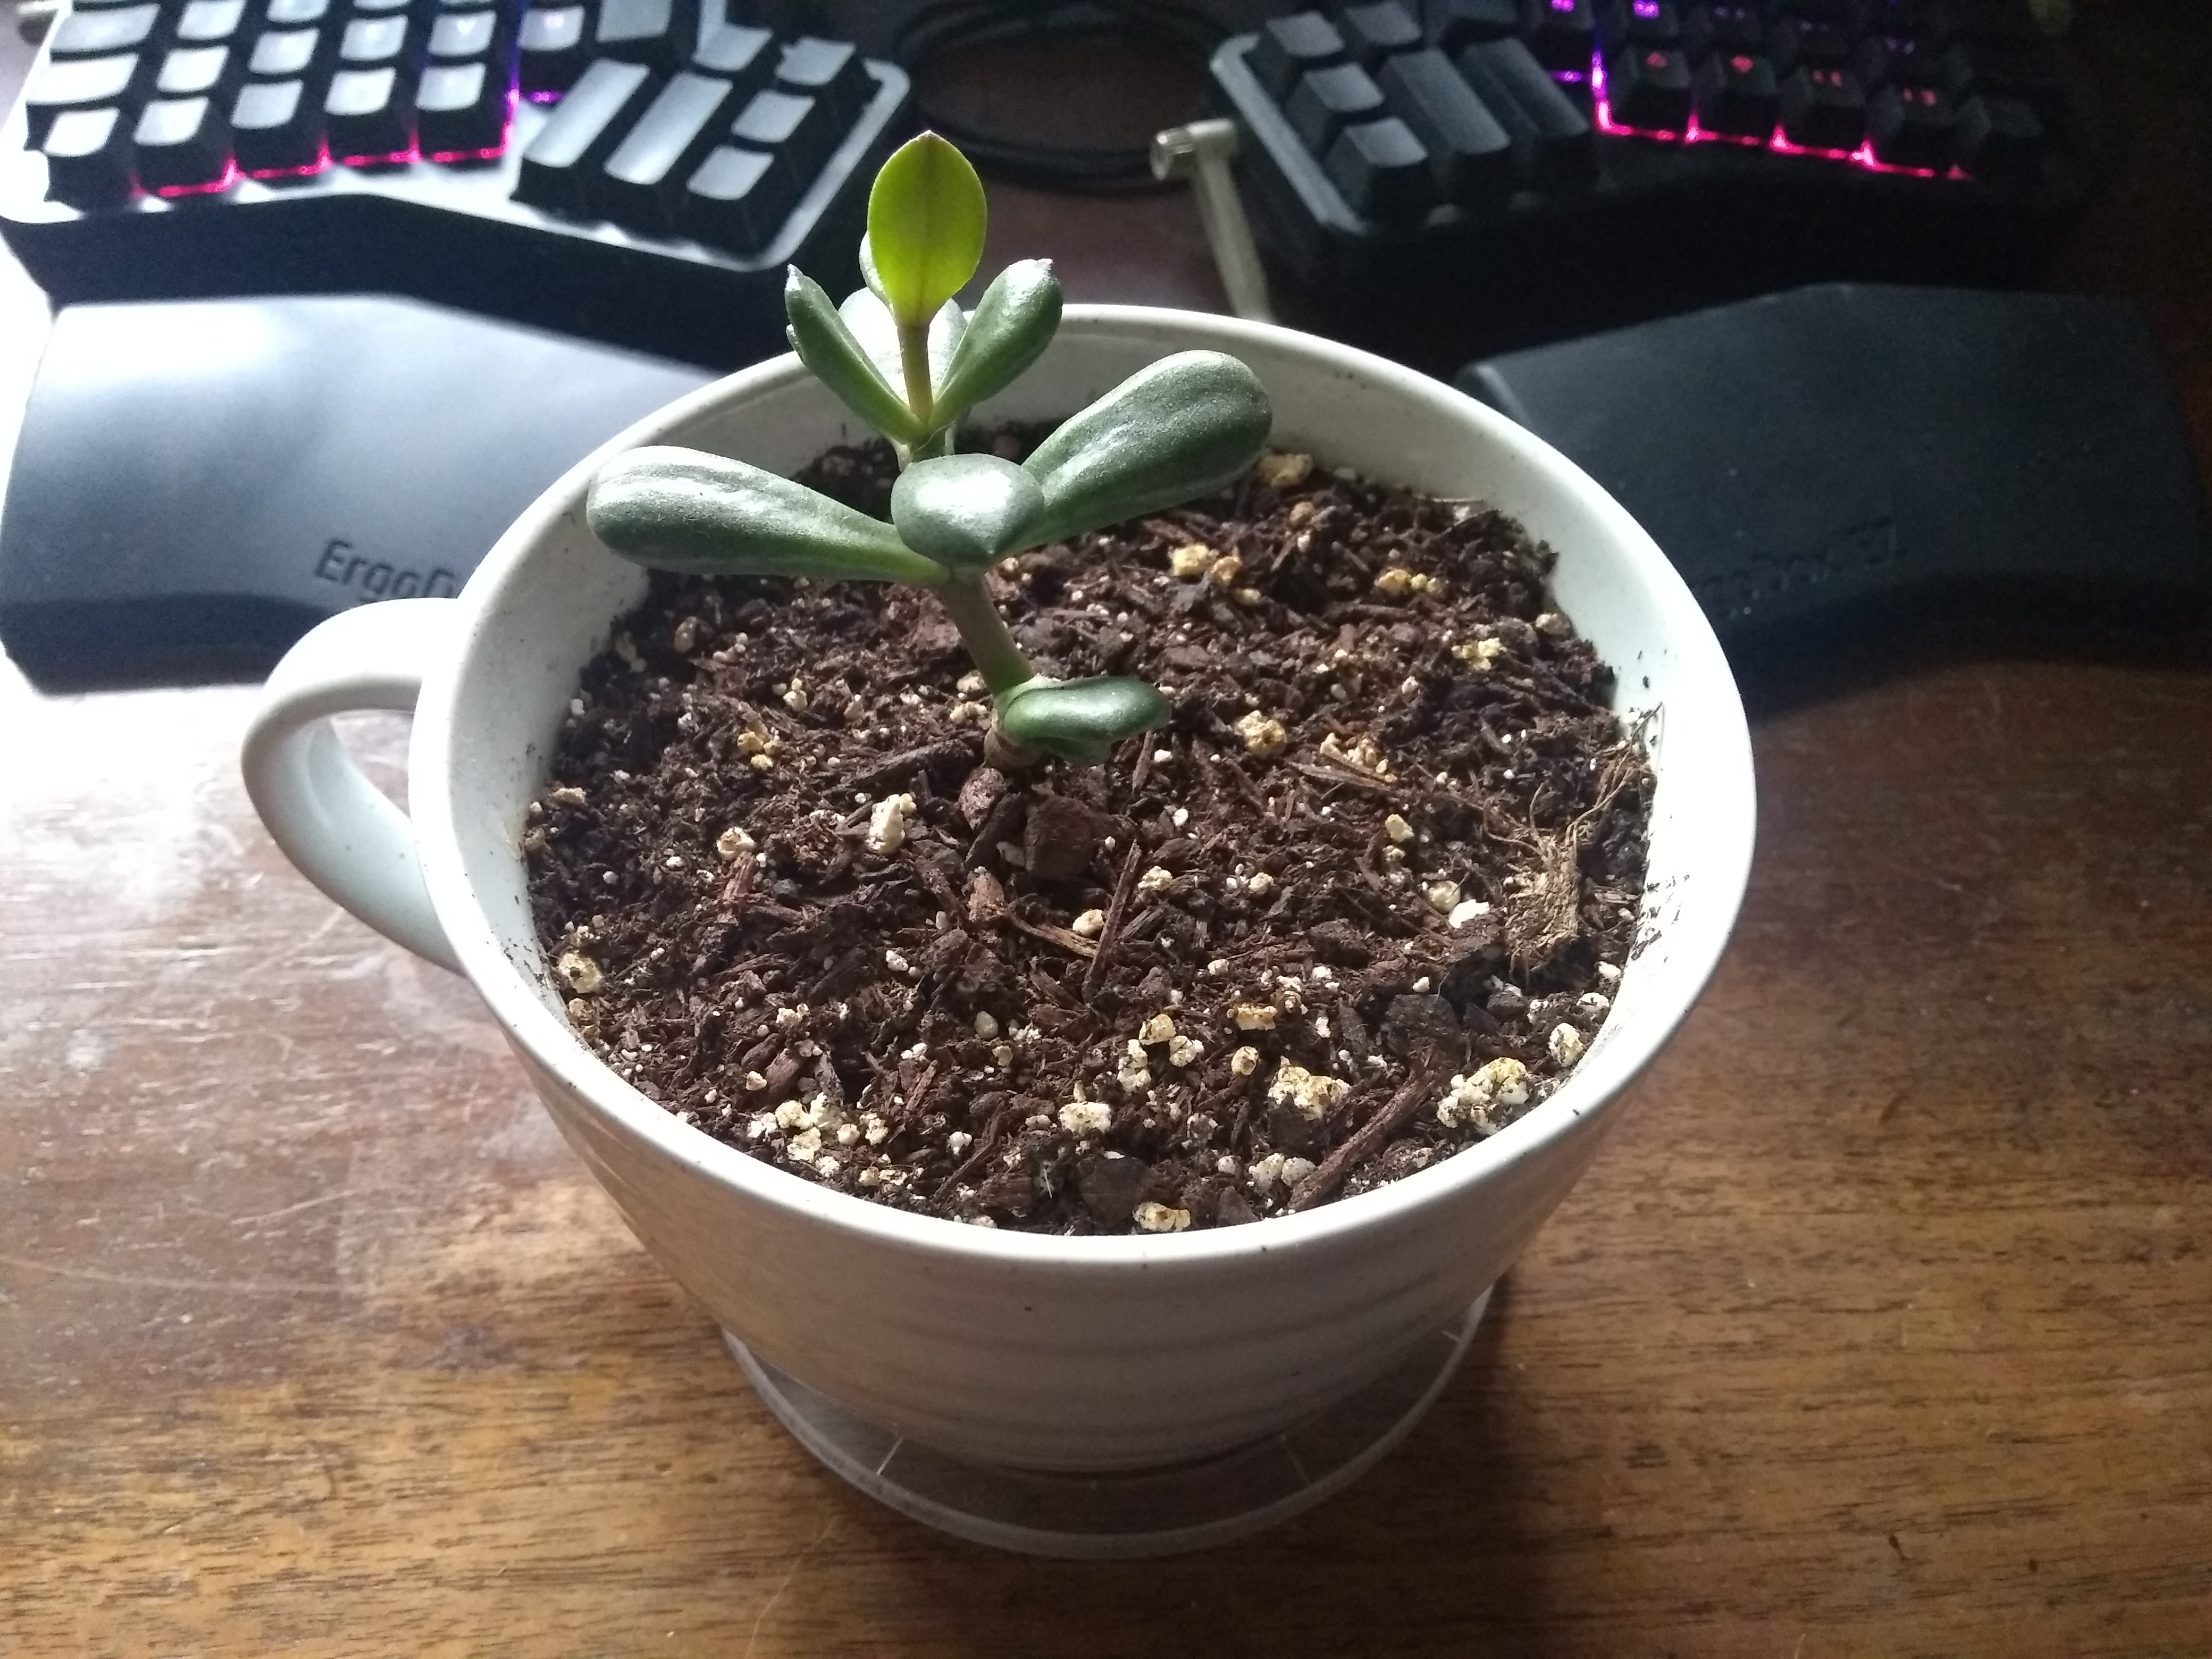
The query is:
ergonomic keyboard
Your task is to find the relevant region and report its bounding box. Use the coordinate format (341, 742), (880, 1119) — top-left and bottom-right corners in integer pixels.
(1209, 0), (2096, 350)
(0, 0), (911, 363)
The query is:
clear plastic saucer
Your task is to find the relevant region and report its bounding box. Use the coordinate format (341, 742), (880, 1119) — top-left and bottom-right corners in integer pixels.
(724, 1287), (1491, 1559)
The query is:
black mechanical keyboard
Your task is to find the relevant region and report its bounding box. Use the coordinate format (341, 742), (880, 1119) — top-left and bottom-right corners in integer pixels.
(0, 0), (911, 362)
(1210, 0), (2096, 351)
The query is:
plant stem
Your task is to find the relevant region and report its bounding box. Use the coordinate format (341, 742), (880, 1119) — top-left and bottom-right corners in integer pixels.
(934, 574), (1033, 697)
(896, 322), (935, 434)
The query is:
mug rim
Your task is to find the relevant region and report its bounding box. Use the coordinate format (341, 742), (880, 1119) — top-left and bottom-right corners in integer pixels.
(409, 305), (1756, 1271)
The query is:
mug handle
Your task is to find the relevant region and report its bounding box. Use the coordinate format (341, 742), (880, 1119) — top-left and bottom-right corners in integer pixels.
(240, 597), (463, 973)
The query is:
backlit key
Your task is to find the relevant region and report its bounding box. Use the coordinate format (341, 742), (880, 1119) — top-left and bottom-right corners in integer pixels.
(133, 94), (232, 187)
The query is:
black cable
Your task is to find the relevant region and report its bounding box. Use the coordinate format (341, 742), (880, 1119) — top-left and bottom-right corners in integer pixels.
(890, 0), (1229, 192)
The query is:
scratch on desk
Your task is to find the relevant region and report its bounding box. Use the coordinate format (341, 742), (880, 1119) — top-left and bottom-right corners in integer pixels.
(743, 1514), (837, 1659)
(0, 1253), (342, 1296)
(228, 1189), (356, 1228)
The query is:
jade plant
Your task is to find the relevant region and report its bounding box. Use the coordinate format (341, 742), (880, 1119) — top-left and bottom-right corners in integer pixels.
(585, 132), (1273, 769)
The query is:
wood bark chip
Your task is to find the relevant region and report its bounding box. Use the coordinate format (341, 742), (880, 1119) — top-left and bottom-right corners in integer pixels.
(1081, 841), (1145, 1003)
(1287, 1057), (1445, 1213)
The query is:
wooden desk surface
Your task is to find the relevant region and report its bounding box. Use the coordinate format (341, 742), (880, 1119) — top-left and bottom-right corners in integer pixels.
(4, 7), (2209, 1654)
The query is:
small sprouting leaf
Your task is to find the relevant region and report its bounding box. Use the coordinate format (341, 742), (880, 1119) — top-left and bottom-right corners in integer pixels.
(932, 259), (1062, 428)
(859, 232), (888, 305)
(1023, 351), (1272, 547)
(784, 269), (927, 446)
(588, 447), (947, 587)
(839, 287), (965, 413)
(995, 676), (1171, 765)
(866, 132), (987, 329)
(891, 454), (1045, 569)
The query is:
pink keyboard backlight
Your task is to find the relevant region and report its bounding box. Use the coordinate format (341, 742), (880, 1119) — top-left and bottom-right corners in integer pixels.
(1586, 49), (1965, 178)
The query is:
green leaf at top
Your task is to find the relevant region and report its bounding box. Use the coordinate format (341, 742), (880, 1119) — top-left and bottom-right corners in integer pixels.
(587, 446), (948, 588)
(784, 269), (927, 447)
(866, 132), (987, 329)
(891, 454), (1044, 569)
(932, 259), (1062, 430)
(1023, 351), (1273, 548)
(995, 676), (1171, 765)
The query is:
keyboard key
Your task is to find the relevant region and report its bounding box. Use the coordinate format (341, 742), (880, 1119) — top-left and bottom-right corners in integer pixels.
(596, 0), (693, 73)
(1777, 0), (1863, 22)
(1862, 0), (1951, 43)
(24, 54), (143, 147)
(1337, 2), (1423, 69)
(730, 87), (832, 181)
(1683, 2), (1763, 56)
(1767, 17), (1851, 77)
(514, 55), (653, 213)
(1247, 12), (1346, 102)
(417, 60), (505, 153)
(1853, 33), (1947, 89)
(1285, 62), (1385, 156)
(677, 141), (791, 252)
(1950, 0), (2038, 41)
(1519, 0), (1597, 74)
(41, 105), (137, 207)
(1598, 0), (1681, 54)
(693, 19), (772, 87)
(1867, 81), (1954, 168)
(1376, 48), (1513, 208)
(775, 36), (869, 125)
(232, 76), (323, 169)
(1438, 0), (1518, 51)
(1606, 45), (1692, 130)
(1778, 63), (1865, 148)
(1456, 36), (1594, 183)
(593, 70), (737, 230)
(324, 64), (412, 156)
(48, 4), (161, 58)
(340, 16), (411, 70)
(175, 0), (246, 44)
(428, 9), (498, 59)
(1692, 50), (1779, 136)
(133, 95), (232, 188)
(351, 0), (413, 13)
(517, 7), (586, 93)
(157, 44), (234, 96)
(265, 0), (330, 27)
(1955, 91), (2040, 186)
(1323, 117), (1434, 220)
(1942, 36), (2063, 118)
(249, 28), (326, 81)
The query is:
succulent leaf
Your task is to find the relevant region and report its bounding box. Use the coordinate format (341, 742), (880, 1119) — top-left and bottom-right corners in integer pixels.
(1023, 351), (1272, 547)
(891, 454), (1045, 569)
(866, 132), (987, 329)
(995, 677), (1171, 765)
(588, 447), (946, 587)
(838, 287), (965, 416)
(784, 269), (927, 446)
(931, 259), (1063, 428)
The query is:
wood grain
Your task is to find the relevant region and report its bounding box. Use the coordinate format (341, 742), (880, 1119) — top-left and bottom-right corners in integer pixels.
(3, 6), (2209, 1654)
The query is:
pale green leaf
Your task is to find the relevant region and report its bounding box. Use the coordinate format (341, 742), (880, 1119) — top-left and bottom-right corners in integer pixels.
(1024, 352), (1273, 547)
(784, 269), (927, 446)
(587, 447), (946, 587)
(932, 259), (1062, 429)
(838, 288), (965, 412)
(866, 132), (987, 328)
(891, 454), (1045, 569)
(996, 677), (1171, 765)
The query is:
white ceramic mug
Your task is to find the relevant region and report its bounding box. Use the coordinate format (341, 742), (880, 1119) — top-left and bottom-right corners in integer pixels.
(243, 307), (1755, 1503)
